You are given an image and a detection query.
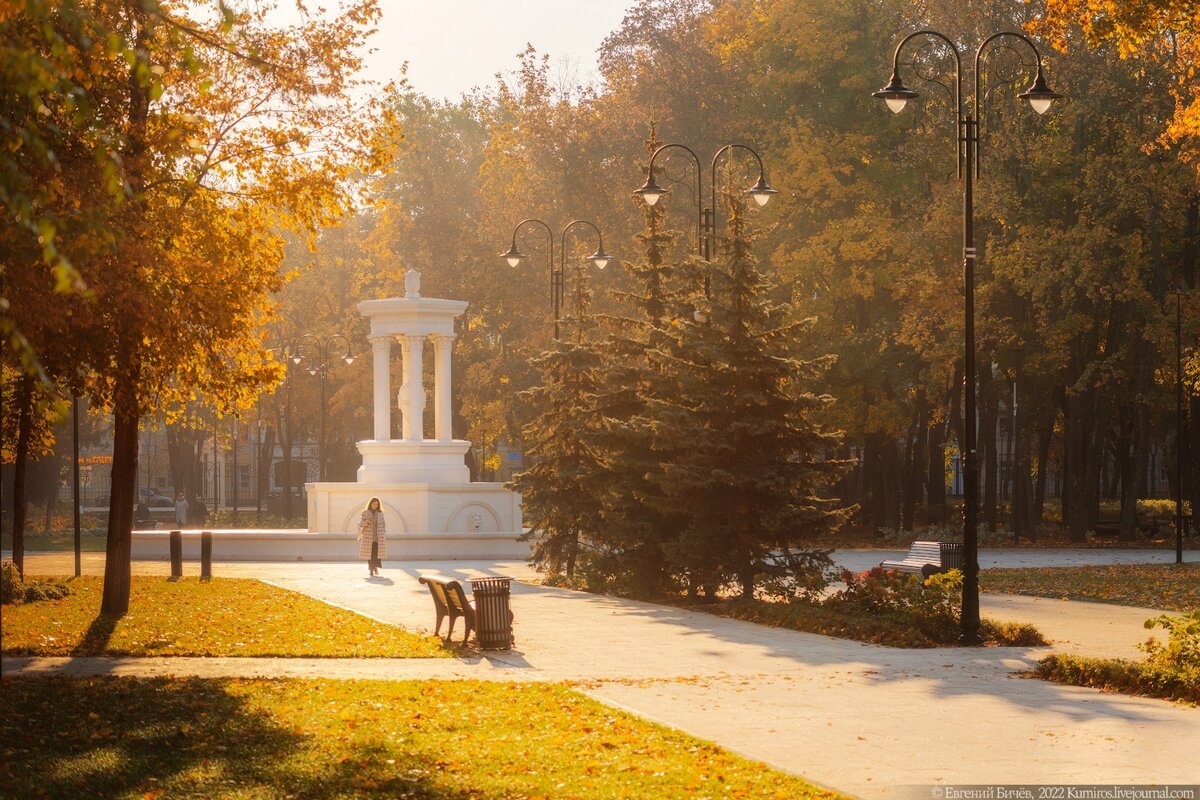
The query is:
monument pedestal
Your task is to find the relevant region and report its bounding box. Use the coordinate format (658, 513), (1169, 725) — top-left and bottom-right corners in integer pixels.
(303, 271), (527, 560)
(356, 439), (471, 483)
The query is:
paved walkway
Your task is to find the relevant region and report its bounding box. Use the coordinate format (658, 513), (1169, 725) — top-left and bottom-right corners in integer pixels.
(4, 549), (1197, 797)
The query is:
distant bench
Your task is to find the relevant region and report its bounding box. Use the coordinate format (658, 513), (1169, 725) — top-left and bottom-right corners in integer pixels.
(418, 574), (476, 644)
(880, 540), (964, 579)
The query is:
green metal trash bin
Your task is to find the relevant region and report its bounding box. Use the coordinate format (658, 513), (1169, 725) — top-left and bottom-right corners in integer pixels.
(468, 576), (514, 650)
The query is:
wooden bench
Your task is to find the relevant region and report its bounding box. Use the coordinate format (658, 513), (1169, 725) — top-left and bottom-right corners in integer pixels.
(880, 540), (962, 579)
(418, 575), (475, 644)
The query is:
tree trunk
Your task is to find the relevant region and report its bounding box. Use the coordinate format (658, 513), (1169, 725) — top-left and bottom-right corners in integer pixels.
(1033, 405), (1054, 526)
(903, 398), (927, 530)
(11, 375), (35, 576)
(1188, 394), (1199, 537)
(881, 436), (902, 530)
(981, 376), (998, 532)
(101, 379), (139, 616)
(257, 424), (276, 509)
(1064, 388), (1102, 542)
(863, 432), (884, 529)
(1118, 359), (1150, 542)
(927, 418), (947, 522)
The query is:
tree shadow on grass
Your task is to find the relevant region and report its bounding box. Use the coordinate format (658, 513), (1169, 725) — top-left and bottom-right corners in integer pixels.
(70, 613), (119, 656)
(0, 676), (487, 799)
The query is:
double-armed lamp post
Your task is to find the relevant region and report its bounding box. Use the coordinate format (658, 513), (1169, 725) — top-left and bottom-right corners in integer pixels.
(634, 143), (777, 262)
(291, 334), (355, 482)
(873, 29), (1061, 644)
(502, 219), (612, 340)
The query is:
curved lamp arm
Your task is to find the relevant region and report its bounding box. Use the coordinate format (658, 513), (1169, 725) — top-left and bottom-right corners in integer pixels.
(636, 143), (703, 256)
(710, 143), (778, 214)
(976, 31), (1060, 118)
(325, 333), (355, 366)
(501, 218), (555, 269)
(873, 30), (964, 175)
(560, 219), (611, 270)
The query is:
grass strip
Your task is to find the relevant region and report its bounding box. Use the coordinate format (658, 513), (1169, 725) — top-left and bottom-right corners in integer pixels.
(700, 598), (1046, 648)
(980, 562), (1200, 611)
(0, 676), (845, 800)
(1034, 654), (1199, 704)
(2, 575), (449, 658)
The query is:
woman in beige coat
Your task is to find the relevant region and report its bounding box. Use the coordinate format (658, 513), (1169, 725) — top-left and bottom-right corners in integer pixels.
(358, 497), (387, 576)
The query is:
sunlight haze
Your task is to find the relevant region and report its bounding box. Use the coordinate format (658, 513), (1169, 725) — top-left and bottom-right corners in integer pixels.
(367, 0), (636, 100)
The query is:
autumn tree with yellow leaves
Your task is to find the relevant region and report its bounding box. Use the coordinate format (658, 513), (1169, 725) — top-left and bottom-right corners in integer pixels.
(2, 0), (398, 613)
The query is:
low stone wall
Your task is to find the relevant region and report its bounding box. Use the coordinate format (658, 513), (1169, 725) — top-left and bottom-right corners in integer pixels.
(130, 528), (531, 562)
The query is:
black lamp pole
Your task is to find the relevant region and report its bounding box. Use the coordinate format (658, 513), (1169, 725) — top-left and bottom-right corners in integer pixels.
(231, 416), (238, 528)
(291, 334), (355, 482)
(874, 29), (1060, 644)
(1171, 287), (1185, 564)
(635, 143), (777, 263)
(73, 395), (81, 577)
(255, 394), (263, 526)
(502, 219), (611, 340)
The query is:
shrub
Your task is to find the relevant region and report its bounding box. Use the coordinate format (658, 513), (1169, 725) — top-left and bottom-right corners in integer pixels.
(754, 549), (839, 602)
(1035, 610), (1200, 703)
(828, 567), (962, 644)
(1140, 609), (1200, 675)
(1, 561), (23, 604)
(876, 525), (1012, 547)
(0, 562), (70, 604)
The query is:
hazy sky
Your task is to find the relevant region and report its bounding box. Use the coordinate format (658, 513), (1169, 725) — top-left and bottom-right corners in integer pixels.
(365, 0), (637, 100)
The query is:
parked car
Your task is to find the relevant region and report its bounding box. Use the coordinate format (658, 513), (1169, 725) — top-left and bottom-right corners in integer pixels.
(140, 488), (175, 507)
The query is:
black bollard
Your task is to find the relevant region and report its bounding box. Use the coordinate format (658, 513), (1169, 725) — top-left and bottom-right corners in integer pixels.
(169, 530), (183, 578)
(200, 530), (212, 580)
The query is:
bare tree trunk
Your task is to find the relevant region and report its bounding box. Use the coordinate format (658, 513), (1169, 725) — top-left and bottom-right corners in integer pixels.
(11, 375), (34, 576)
(981, 376), (998, 532)
(101, 378), (139, 616)
(927, 417), (947, 523)
(1033, 404), (1055, 525)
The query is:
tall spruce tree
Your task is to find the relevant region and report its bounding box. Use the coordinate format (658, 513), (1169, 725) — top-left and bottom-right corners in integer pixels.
(587, 128), (696, 597)
(647, 194), (852, 599)
(509, 261), (606, 577)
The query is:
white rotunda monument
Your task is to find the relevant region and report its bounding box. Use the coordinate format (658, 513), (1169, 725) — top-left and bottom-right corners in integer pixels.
(305, 271), (527, 559)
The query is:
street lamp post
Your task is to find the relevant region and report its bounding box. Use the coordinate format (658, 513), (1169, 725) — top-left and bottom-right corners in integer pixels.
(290, 334), (355, 482)
(501, 219), (612, 340)
(874, 29), (1060, 644)
(255, 394), (264, 526)
(1169, 286), (1186, 564)
(634, 142), (777, 263)
(231, 416), (238, 528)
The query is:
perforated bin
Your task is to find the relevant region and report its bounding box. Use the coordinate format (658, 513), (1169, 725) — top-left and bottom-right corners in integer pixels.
(468, 576), (514, 650)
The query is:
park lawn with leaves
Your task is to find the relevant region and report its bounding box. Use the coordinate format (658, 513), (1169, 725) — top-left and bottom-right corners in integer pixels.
(1, 576), (448, 658)
(0, 676), (845, 800)
(980, 563), (1200, 611)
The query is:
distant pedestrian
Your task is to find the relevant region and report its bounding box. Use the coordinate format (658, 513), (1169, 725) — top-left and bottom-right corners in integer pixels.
(191, 496), (208, 527)
(358, 497), (387, 576)
(174, 493), (189, 528)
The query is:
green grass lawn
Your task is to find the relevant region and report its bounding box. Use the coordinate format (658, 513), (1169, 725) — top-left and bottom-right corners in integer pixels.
(0, 676), (844, 800)
(2, 576), (449, 658)
(980, 562), (1200, 611)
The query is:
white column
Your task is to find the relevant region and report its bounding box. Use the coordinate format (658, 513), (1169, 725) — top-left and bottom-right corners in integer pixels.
(403, 334), (425, 441)
(370, 336), (391, 441)
(433, 334), (455, 441)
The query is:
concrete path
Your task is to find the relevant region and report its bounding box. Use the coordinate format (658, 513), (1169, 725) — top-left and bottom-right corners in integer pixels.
(4, 550), (1197, 798)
